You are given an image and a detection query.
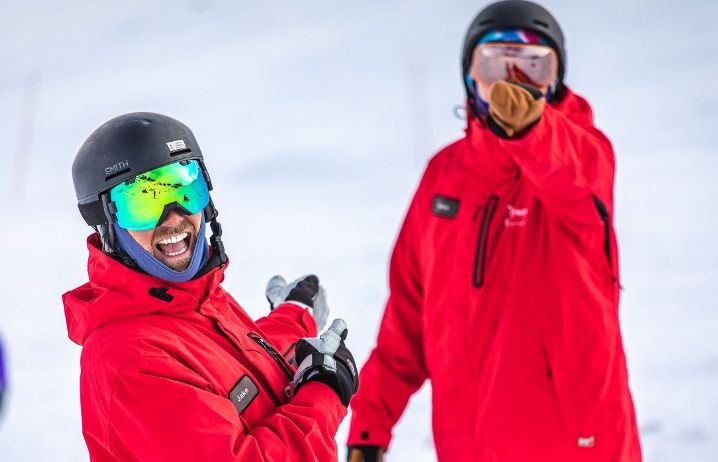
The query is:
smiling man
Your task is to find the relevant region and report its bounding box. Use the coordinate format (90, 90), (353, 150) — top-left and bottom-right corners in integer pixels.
(63, 112), (358, 461)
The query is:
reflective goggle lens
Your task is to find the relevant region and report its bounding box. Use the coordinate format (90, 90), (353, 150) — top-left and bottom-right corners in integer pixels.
(110, 160), (209, 230)
(470, 43), (558, 88)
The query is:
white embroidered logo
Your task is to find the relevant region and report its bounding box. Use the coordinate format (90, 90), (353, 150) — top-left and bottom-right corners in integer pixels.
(504, 204), (528, 228)
(577, 436), (595, 448)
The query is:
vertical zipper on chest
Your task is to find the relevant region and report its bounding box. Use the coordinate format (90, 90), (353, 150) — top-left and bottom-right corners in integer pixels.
(247, 333), (295, 381)
(592, 195), (619, 286)
(473, 195), (499, 288)
(592, 195), (611, 264)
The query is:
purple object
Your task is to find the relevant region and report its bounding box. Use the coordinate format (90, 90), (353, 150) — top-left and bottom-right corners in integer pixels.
(0, 336), (5, 412)
(0, 337), (5, 389)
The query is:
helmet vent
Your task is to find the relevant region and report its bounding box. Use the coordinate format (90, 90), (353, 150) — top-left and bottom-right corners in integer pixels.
(169, 147), (192, 157)
(478, 19), (495, 26)
(532, 19), (549, 28)
(105, 167), (131, 181)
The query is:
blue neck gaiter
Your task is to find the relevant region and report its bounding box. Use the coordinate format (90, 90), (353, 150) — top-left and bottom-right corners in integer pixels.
(113, 215), (209, 283)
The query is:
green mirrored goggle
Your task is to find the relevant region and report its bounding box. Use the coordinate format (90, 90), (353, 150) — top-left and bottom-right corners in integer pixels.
(109, 159), (210, 230)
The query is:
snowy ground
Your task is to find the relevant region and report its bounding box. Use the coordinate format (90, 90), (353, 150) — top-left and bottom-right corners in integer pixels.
(0, 1), (716, 460)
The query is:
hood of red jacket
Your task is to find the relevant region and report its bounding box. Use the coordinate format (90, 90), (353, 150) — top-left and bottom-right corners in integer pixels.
(63, 234), (228, 346)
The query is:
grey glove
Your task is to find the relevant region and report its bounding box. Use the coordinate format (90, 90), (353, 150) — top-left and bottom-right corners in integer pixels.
(292, 318), (359, 406)
(266, 274), (329, 331)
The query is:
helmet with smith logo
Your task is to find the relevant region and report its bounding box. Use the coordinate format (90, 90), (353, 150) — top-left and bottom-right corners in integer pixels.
(72, 112), (227, 268)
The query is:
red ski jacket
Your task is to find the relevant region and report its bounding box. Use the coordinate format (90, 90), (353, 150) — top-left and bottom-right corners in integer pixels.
(348, 88), (642, 461)
(64, 235), (346, 461)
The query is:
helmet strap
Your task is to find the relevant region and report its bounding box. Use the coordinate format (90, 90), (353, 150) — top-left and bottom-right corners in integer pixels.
(203, 199), (227, 265)
(96, 223), (139, 269)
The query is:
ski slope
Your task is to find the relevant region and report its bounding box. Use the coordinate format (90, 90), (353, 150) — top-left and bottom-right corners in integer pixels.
(0, 1), (716, 460)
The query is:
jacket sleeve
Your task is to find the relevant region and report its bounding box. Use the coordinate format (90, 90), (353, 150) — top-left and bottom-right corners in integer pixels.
(496, 102), (616, 224)
(255, 303), (318, 356)
(347, 171), (430, 450)
(104, 355), (345, 462)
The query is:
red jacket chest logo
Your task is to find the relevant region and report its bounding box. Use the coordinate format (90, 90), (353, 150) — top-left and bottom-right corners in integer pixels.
(504, 204), (529, 228)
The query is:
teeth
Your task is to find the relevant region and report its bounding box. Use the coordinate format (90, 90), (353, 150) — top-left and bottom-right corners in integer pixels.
(164, 245), (188, 257)
(157, 232), (188, 245)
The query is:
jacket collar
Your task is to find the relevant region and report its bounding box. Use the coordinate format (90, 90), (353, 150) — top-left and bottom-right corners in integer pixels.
(460, 86), (594, 176)
(63, 234), (228, 346)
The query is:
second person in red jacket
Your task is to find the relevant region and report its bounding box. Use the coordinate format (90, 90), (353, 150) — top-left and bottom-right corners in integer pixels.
(347, 1), (642, 461)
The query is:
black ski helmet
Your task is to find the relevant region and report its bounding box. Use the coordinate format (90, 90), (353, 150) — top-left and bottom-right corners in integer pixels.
(462, 0), (567, 111)
(72, 112), (226, 264)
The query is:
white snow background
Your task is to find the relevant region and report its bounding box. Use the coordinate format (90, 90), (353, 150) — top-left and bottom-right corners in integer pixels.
(0, 1), (716, 460)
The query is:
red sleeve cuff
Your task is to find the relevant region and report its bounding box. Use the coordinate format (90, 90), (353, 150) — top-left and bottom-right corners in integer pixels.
(347, 424), (392, 451)
(292, 381), (348, 430)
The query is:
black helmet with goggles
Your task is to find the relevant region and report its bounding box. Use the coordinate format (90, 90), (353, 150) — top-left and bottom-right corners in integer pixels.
(72, 112), (226, 265)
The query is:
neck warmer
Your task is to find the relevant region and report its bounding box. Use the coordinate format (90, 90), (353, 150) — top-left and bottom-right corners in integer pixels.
(113, 215), (209, 283)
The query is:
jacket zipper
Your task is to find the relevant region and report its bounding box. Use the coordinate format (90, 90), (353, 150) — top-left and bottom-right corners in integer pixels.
(473, 195), (499, 288)
(247, 332), (295, 381)
(283, 342), (298, 366)
(592, 195), (618, 285)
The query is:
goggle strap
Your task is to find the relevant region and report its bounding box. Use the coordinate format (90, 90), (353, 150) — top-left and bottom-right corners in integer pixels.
(200, 162), (214, 191)
(78, 200), (108, 226)
(100, 193), (119, 225)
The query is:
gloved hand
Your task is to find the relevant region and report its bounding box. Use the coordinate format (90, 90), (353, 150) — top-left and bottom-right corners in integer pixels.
(488, 80), (546, 137)
(292, 318), (359, 406)
(266, 274), (329, 331)
(347, 446), (384, 462)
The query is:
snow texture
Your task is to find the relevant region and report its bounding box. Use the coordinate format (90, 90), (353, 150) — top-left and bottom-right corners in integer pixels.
(0, 1), (716, 460)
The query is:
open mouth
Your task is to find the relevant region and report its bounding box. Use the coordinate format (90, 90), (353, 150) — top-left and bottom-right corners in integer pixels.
(155, 232), (192, 258)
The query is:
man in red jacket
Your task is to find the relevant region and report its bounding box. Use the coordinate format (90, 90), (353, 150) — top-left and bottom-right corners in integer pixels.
(64, 112), (358, 461)
(347, 1), (642, 461)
